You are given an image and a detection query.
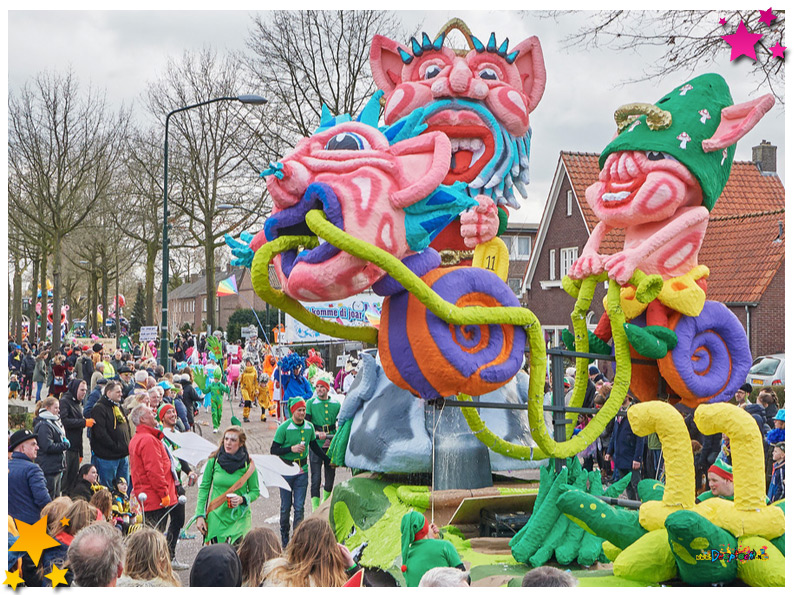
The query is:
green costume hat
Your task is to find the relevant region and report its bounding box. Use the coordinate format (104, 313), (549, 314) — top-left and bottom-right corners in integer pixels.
(213, 367), (222, 380)
(708, 458), (733, 482)
(288, 396), (307, 414)
(600, 73), (735, 211)
(400, 511), (429, 573)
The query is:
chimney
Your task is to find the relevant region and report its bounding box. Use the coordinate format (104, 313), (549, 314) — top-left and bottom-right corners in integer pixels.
(752, 140), (777, 174)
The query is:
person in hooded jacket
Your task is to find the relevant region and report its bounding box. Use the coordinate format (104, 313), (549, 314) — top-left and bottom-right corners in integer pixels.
(20, 348), (36, 399)
(59, 378), (95, 492)
(189, 543), (242, 587)
(33, 397), (70, 498)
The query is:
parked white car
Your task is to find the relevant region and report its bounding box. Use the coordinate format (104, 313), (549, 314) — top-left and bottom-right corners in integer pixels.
(746, 353), (785, 387)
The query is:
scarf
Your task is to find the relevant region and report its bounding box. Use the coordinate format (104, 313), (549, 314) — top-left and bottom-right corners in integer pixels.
(40, 410), (66, 438)
(217, 446), (250, 474)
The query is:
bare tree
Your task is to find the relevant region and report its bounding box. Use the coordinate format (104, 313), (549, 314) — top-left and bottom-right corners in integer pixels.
(243, 10), (408, 147)
(541, 10), (785, 103)
(8, 70), (128, 352)
(145, 48), (268, 332)
(117, 126), (164, 326)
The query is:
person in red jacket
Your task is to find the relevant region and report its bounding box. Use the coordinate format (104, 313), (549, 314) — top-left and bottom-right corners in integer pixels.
(128, 404), (180, 562)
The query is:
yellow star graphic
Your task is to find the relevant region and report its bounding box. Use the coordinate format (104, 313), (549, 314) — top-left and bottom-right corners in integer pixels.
(9, 517), (61, 566)
(45, 565), (69, 588)
(3, 569), (24, 591)
(59, 518), (69, 528)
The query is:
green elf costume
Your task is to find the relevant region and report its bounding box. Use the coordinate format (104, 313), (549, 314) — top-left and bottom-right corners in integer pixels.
(192, 436), (260, 545)
(305, 378), (341, 510)
(270, 396), (332, 547)
(399, 510), (465, 588)
(195, 366), (230, 433)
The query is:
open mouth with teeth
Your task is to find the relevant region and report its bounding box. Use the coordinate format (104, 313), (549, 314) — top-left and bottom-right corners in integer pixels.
(423, 114), (496, 185)
(600, 178), (644, 208)
(263, 182), (345, 278)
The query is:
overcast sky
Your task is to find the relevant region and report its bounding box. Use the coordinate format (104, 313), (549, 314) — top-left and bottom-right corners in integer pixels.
(8, 9), (786, 225)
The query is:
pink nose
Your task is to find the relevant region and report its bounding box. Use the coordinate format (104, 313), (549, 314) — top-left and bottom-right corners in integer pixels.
(448, 59), (473, 95)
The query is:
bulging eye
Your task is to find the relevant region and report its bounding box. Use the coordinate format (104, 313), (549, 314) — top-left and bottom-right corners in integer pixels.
(424, 64), (442, 80)
(324, 132), (371, 151)
(646, 151), (677, 162)
(479, 68), (498, 80)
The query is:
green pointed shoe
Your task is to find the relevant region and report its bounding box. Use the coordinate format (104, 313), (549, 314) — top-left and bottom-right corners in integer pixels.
(624, 324), (678, 359)
(322, 489), (332, 502)
(311, 496), (321, 512)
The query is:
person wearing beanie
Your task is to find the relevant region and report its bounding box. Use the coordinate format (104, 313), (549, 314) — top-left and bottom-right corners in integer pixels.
(399, 511), (465, 588)
(270, 396), (332, 547)
(734, 383), (753, 408)
(305, 378), (341, 511)
(189, 543), (243, 587)
(697, 459), (734, 502)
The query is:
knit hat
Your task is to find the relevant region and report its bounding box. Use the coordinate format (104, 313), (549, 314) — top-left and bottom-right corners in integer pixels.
(289, 397), (307, 414)
(708, 459), (733, 482)
(600, 73), (735, 211)
(157, 403), (175, 421)
(738, 383), (753, 394)
(400, 511), (429, 573)
(315, 379), (330, 390)
(588, 365), (599, 375)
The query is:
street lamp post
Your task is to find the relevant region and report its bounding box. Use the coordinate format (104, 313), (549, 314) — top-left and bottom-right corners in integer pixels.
(160, 95), (267, 371)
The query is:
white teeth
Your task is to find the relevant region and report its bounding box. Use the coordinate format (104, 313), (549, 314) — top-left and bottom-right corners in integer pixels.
(602, 191), (631, 202)
(450, 138), (486, 164)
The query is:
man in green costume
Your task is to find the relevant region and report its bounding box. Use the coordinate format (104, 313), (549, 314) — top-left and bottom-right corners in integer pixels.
(306, 378), (341, 511)
(270, 396), (332, 547)
(696, 459), (734, 502)
(399, 510), (466, 587)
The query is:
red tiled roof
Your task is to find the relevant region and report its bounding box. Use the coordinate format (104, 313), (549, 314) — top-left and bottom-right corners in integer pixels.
(700, 210), (785, 303)
(561, 152), (785, 256)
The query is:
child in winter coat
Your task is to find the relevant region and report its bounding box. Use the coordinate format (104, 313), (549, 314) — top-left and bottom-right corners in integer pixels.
(768, 442), (785, 503)
(8, 374), (20, 399)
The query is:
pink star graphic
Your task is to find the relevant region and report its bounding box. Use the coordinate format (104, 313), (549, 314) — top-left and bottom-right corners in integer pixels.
(721, 21), (764, 61)
(771, 42), (786, 59)
(759, 8), (777, 27)
(719, 17), (727, 26)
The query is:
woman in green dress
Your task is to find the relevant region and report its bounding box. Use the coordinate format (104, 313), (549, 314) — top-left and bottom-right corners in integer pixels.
(194, 426), (260, 544)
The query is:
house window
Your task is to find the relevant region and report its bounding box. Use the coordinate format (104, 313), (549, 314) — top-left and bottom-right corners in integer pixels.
(549, 249), (556, 281)
(560, 247), (579, 277)
(502, 235), (514, 255)
(566, 190), (573, 217)
(508, 278), (522, 296)
(202, 298), (207, 312)
(517, 237), (530, 258)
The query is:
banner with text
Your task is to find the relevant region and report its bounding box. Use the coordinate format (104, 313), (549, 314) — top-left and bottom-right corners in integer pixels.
(284, 295), (382, 344)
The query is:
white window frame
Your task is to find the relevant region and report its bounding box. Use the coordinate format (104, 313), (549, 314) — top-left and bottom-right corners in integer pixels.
(549, 249), (556, 281)
(560, 247), (579, 278)
(516, 236), (530, 259)
(566, 190), (573, 216)
(202, 297), (207, 313)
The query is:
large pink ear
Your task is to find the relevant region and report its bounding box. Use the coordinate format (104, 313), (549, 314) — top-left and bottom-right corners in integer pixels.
(370, 35), (408, 94)
(702, 94), (775, 152)
(389, 131), (452, 208)
(511, 36), (546, 114)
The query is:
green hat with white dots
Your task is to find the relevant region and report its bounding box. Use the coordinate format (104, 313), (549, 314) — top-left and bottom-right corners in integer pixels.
(600, 73), (735, 211)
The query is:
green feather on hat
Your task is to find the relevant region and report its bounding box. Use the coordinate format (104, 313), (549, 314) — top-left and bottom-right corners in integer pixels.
(600, 73), (736, 211)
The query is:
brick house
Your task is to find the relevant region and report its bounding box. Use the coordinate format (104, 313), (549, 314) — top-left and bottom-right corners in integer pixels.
(502, 221), (537, 305)
(168, 265), (281, 334)
(523, 147), (784, 357)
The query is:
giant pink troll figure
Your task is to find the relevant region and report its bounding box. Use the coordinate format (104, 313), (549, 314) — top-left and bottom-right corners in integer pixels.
(567, 73), (774, 407)
(370, 20), (546, 263)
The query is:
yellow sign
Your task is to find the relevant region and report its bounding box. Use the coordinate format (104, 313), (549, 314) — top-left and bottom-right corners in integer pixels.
(472, 237), (509, 281)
